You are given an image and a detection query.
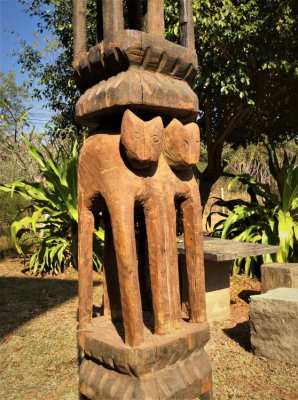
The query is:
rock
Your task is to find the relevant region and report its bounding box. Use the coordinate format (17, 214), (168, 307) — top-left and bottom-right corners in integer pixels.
(261, 263), (298, 293)
(250, 288), (298, 365)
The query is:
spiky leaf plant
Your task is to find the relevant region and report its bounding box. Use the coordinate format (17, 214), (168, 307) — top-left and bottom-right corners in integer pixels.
(208, 145), (298, 276)
(0, 139), (104, 274)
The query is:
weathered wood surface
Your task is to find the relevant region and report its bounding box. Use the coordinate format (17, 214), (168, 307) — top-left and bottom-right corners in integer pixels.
(84, 316), (210, 376)
(180, 0), (195, 50)
(178, 236), (278, 262)
(80, 315), (212, 400)
(75, 68), (198, 128)
(73, 20), (198, 95)
(74, 1), (212, 398)
(80, 349), (212, 400)
(78, 110), (206, 347)
(72, 0), (87, 58)
(73, 33), (198, 93)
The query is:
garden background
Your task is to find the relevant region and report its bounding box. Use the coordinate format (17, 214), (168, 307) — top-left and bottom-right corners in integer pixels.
(0, 0), (297, 399)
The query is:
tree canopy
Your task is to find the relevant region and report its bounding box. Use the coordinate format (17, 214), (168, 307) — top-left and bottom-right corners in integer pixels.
(0, 71), (29, 142)
(0, 71), (40, 183)
(17, 0), (298, 203)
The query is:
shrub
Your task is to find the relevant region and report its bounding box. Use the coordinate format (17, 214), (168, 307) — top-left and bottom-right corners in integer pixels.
(208, 144), (298, 276)
(0, 139), (104, 274)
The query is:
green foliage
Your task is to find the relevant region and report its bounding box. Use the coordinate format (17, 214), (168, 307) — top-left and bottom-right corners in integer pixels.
(208, 145), (298, 276)
(0, 71), (30, 142)
(16, 0), (298, 204)
(0, 72), (41, 185)
(0, 140), (104, 274)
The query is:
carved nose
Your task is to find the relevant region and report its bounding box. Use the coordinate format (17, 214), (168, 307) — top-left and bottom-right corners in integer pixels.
(186, 148), (196, 165)
(139, 136), (149, 161)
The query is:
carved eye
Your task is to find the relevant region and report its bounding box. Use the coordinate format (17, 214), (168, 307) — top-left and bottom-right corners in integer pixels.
(183, 138), (189, 145)
(134, 130), (141, 140)
(152, 135), (160, 144)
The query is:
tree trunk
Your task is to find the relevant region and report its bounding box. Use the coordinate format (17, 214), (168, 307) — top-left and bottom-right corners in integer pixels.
(199, 175), (216, 209)
(198, 143), (224, 210)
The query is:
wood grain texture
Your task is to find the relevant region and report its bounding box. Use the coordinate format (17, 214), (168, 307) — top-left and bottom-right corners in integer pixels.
(80, 316), (212, 399)
(80, 348), (212, 400)
(146, 0), (165, 35)
(83, 316), (210, 376)
(73, 34), (198, 93)
(180, 0), (195, 50)
(102, 0), (124, 40)
(72, 0), (87, 58)
(78, 200), (94, 349)
(75, 68), (198, 128)
(74, 2), (211, 397)
(78, 110), (207, 347)
(72, 0), (197, 90)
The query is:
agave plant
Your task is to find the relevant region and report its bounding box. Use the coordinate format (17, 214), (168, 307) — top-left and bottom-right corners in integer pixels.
(0, 138), (104, 274)
(208, 145), (298, 276)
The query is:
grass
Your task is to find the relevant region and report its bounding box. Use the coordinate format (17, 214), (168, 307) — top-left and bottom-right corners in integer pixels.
(208, 275), (298, 399)
(1, 259), (298, 399)
(0, 258), (102, 400)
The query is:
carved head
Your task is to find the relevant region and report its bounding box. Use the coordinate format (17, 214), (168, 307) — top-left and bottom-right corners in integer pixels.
(163, 119), (200, 170)
(121, 110), (163, 169)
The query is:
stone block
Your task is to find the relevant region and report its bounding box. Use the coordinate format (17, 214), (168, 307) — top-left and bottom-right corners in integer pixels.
(179, 255), (231, 322)
(261, 263), (298, 293)
(250, 288), (298, 365)
(204, 260), (231, 322)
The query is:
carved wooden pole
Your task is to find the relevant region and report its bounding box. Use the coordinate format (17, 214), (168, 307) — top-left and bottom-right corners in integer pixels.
(77, 195), (94, 349)
(74, 1), (213, 397)
(72, 0), (87, 58)
(102, 0), (124, 40)
(180, 0), (195, 50)
(146, 0), (165, 35)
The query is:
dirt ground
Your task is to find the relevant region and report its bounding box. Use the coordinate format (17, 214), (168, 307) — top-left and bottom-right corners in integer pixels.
(1, 258), (298, 400)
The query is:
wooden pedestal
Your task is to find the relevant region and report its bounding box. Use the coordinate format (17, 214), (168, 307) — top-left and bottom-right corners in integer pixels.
(79, 316), (212, 400)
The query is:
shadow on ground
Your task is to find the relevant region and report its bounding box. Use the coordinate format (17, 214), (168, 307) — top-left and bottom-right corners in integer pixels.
(223, 289), (260, 352)
(223, 320), (251, 352)
(0, 276), (101, 340)
(238, 289), (261, 303)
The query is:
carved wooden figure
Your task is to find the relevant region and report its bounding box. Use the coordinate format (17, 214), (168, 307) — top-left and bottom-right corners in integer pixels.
(73, 1), (212, 398)
(79, 110), (206, 346)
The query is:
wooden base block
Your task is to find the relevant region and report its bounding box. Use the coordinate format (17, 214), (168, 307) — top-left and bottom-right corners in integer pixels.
(79, 317), (212, 399)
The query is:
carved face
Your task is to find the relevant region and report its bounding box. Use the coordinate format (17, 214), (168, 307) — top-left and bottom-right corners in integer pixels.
(163, 119), (200, 170)
(121, 110), (163, 169)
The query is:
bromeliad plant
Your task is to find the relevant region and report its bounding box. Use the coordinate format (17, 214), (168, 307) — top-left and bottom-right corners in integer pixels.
(208, 144), (298, 276)
(0, 138), (104, 274)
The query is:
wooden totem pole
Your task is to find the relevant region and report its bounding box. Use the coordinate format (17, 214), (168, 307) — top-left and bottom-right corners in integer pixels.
(73, 1), (212, 399)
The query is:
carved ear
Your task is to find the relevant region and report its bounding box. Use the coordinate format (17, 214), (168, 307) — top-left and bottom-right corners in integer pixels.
(185, 122), (200, 138)
(121, 109), (143, 135)
(165, 118), (184, 136)
(149, 116), (163, 133)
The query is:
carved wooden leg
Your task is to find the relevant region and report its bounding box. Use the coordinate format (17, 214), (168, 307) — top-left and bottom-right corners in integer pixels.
(167, 199), (182, 328)
(144, 197), (173, 335)
(109, 200), (144, 346)
(78, 203), (94, 349)
(182, 196), (207, 324)
(103, 214), (122, 320)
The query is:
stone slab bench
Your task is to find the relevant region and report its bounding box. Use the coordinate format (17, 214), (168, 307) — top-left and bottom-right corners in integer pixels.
(178, 237), (278, 322)
(250, 288), (298, 365)
(261, 263), (298, 293)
